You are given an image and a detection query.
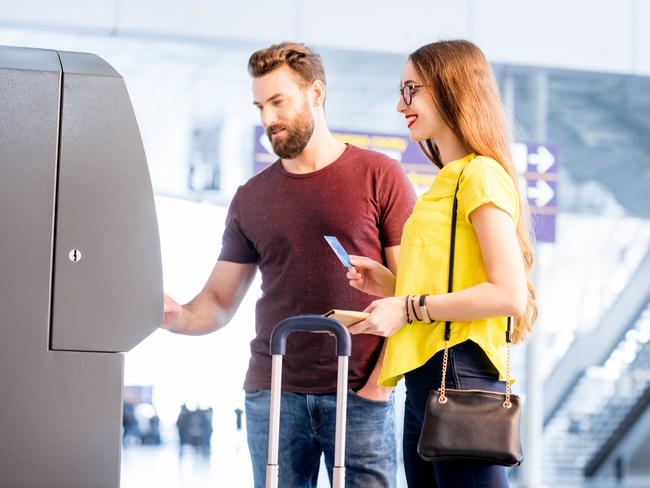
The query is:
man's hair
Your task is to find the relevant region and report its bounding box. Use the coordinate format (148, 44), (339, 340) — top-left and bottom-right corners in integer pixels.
(248, 42), (326, 87)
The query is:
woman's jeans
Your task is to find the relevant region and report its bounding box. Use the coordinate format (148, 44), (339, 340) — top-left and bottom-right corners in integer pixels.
(403, 340), (510, 488)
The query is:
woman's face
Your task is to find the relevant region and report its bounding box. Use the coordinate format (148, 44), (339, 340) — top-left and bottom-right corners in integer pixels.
(396, 60), (446, 142)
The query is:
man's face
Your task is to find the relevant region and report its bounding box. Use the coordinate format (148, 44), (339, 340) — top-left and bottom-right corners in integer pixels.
(252, 66), (315, 159)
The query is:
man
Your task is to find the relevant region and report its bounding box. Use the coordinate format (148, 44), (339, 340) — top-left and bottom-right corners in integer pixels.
(163, 42), (415, 487)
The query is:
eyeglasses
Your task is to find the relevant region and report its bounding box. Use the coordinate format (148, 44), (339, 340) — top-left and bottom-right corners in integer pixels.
(399, 84), (429, 106)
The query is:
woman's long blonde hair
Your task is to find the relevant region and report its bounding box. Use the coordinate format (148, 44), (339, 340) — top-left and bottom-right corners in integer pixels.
(410, 40), (537, 342)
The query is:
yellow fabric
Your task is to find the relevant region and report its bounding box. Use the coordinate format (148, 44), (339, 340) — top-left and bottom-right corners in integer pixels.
(379, 153), (519, 387)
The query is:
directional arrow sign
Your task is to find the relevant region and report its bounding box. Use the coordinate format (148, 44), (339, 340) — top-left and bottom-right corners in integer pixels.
(525, 143), (558, 243)
(527, 179), (554, 207)
(527, 145), (555, 173)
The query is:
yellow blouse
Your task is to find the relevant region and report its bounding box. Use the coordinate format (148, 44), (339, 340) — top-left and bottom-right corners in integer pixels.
(379, 153), (519, 387)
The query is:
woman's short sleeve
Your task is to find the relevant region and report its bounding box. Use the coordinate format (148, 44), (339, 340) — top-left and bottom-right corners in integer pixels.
(458, 156), (519, 225)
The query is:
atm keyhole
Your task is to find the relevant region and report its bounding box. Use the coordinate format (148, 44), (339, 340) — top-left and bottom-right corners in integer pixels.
(68, 249), (82, 262)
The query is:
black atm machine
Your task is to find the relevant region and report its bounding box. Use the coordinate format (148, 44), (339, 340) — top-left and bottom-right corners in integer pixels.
(0, 46), (163, 487)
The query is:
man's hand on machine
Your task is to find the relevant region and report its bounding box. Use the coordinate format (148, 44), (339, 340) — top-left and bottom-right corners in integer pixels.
(162, 294), (184, 332)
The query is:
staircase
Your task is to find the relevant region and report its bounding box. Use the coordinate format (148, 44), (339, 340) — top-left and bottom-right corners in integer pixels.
(542, 301), (650, 483)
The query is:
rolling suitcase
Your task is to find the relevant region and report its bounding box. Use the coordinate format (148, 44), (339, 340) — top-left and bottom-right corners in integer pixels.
(266, 315), (352, 488)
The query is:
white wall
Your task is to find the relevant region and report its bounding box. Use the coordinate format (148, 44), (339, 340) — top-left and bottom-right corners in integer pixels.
(1, 0), (649, 75)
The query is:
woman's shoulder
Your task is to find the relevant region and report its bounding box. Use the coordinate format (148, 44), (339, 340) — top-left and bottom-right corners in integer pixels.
(464, 155), (509, 179)
(458, 154), (519, 221)
(461, 155), (514, 190)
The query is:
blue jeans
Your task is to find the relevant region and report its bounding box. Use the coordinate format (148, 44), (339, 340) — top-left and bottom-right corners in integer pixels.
(245, 389), (397, 487)
(403, 340), (510, 488)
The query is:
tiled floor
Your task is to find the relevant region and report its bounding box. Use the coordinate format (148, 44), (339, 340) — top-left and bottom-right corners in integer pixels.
(121, 435), (255, 487)
(120, 431), (334, 487)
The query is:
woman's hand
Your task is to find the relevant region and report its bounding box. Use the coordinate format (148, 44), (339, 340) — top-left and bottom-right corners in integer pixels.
(347, 296), (407, 337)
(346, 255), (396, 298)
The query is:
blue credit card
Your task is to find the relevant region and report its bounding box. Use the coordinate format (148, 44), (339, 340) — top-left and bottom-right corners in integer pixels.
(324, 236), (351, 267)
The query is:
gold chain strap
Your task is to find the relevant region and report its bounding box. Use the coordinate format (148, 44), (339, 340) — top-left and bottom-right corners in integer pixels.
(503, 341), (512, 409)
(439, 169), (513, 409)
(438, 337), (513, 409)
(438, 340), (450, 404)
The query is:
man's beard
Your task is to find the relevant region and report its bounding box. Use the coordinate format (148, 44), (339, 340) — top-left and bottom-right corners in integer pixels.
(267, 110), (315, 160)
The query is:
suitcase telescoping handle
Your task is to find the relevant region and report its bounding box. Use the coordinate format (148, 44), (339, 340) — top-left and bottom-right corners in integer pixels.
(270, 315), (352, 356)
(266, 315), (352, 488)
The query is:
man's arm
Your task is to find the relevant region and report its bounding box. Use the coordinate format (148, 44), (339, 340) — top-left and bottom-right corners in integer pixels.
(356, 245), (399, 400)
(383, 245), (399, 276)
(163, 260), (257, 336)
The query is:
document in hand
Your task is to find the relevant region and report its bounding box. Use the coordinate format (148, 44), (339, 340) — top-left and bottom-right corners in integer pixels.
(323, 309), (369, 327)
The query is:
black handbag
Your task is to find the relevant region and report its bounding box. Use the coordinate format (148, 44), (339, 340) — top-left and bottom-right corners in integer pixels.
(416, 170), (524, 466)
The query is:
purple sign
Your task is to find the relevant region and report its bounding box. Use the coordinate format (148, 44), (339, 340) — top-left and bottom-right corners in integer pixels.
(513, 143), (558, 243)
(254, 125), (275, 173)
(254, 126), (437, 189)
(255, 127), (558, 243)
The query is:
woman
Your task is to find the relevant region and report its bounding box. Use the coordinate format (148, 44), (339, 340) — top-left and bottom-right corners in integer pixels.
(346, 40), (537, 487)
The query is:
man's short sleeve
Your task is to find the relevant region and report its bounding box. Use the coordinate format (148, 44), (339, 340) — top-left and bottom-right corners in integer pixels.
(458, 156), (519, 225)
(377, 159), (417, 247)
(218, 188), (259, 263)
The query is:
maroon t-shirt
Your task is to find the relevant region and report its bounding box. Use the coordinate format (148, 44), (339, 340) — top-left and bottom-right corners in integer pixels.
(219, 144), (415, 393)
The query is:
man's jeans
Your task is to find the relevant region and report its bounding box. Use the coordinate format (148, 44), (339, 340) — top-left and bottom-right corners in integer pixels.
(245, 389), (397, 487)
